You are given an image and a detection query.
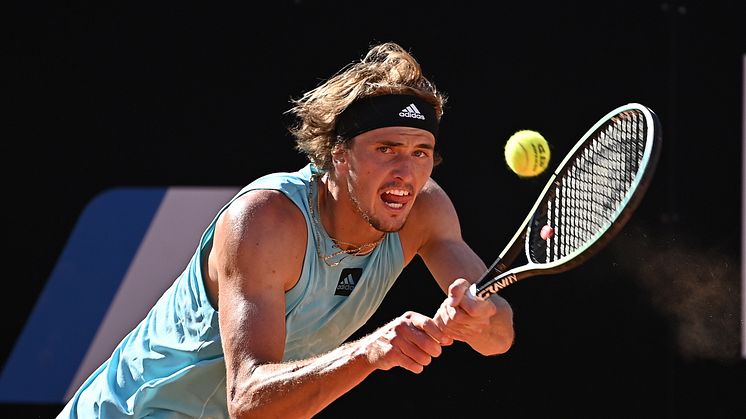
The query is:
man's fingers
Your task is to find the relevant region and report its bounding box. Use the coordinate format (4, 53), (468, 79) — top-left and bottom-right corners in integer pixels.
(447, 278), (470, 307)
(417, 316), (454, 346)
(403, 312), (451, 352)
(448, 279), (497, 318)
(383, 315), (453, 373)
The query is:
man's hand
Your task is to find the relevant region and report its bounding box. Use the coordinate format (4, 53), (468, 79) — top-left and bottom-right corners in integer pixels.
(359, 311), (454, 374)
(433, 278), (500, 344)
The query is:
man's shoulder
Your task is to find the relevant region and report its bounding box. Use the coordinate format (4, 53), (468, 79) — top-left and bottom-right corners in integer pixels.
(228, 188), (305, 224)
(414, 177), (452, 211)
(221, 165), (311, 233)
(400, 178), (458, 251)
(245, 164), (312, 190)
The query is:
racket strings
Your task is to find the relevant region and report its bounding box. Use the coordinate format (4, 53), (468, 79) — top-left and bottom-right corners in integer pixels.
(530, 110), (648, 263)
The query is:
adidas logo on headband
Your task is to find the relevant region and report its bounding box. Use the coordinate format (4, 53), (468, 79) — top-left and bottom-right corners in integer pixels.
(399, 104), (426, 120)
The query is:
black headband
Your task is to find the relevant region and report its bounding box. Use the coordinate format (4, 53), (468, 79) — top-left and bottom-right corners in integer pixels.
(335, 94), (439, 140)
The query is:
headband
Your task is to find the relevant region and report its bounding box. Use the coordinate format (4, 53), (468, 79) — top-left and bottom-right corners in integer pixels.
(335, 94), (439, 140)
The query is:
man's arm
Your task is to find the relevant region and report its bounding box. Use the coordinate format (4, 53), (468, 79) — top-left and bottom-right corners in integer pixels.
(209, 190), (451, 418)
(410, 179), (514, 355)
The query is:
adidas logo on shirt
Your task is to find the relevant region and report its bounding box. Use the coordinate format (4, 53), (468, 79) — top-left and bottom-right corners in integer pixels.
(335, 268), (363, 296)
(399, 103), (426, 120)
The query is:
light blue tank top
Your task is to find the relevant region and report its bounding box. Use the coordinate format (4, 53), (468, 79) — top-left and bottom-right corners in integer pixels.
(59, 164), (405, 418)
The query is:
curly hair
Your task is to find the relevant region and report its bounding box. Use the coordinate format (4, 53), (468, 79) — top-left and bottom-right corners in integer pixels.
(287, 42), (446, 170)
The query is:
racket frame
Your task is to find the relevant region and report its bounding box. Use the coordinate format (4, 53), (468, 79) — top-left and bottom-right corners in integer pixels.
(471, 103), (662, 299)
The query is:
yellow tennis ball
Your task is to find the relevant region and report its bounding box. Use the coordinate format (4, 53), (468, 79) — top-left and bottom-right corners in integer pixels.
(504, 130), (551, 177)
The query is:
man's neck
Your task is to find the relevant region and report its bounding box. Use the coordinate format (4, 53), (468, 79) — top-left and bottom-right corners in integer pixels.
(316, 174), (384, 250)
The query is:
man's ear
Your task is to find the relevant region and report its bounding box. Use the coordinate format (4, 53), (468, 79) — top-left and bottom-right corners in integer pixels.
(331, 144), (347, 165)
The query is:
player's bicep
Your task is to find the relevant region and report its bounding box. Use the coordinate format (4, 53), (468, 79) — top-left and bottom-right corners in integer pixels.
(212, 190), (306, 368)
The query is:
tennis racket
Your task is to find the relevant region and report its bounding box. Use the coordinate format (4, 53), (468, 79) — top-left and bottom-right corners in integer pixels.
(470, 102), (662, 299)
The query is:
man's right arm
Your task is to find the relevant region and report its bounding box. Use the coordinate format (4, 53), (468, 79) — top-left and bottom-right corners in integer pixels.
(209, 190), (450, 419)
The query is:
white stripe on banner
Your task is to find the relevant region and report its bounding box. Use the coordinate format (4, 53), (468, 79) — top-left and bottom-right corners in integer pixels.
(742, 53), (745, 360)
(65, 187), (239, 400)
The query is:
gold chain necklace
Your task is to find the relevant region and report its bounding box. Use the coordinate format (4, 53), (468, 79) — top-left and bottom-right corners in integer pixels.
(308, 174), (385, 267)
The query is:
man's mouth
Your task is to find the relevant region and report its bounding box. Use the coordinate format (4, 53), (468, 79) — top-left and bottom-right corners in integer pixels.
(380, 189), (411, 209)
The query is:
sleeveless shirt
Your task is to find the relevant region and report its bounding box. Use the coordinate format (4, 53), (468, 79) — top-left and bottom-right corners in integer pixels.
(59, 164), (405, 418)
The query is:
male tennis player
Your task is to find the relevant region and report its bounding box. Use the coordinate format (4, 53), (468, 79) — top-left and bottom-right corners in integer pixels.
(59, 42), (514, 418)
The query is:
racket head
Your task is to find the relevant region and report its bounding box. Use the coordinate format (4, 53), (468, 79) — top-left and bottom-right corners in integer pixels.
(523, 103), (662, 273)
(473, 103), (662, 299)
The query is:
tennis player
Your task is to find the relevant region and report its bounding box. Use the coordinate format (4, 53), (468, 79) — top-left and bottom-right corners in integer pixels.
(58, 42), (514, 418)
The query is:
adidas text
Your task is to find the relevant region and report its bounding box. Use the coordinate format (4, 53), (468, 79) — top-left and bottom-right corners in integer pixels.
(399, 111), (425, 120)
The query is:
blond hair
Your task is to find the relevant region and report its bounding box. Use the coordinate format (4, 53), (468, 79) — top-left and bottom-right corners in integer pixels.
(288, 42), (446, 170)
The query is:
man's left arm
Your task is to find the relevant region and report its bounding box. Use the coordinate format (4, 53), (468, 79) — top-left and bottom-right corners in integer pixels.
(413, 179), (514, 356)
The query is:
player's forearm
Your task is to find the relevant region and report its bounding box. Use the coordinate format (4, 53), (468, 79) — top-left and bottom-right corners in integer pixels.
(227, 341), (374, 419)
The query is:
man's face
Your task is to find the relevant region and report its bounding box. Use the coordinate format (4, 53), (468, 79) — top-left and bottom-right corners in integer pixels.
(336, 126), (436, 233)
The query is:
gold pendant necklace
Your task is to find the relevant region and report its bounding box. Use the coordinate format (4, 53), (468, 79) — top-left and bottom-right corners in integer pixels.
(308, 174), (385, 267)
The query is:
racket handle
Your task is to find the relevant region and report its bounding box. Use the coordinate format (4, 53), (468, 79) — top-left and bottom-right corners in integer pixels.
(468, 283), (480, 300)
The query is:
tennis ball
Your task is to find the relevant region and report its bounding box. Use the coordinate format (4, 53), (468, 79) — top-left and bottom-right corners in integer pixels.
(504, 130), (551, 177)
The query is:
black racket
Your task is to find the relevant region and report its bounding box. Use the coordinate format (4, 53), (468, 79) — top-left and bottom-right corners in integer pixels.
(471, 103), (662, 299)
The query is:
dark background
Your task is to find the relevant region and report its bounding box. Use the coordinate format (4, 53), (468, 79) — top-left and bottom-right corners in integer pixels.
(5, 0), (745, 418)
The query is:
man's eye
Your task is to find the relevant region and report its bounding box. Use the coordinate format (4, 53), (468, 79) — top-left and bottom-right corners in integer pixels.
(378, 146), (392, 153)
(413, 150), (430, 158)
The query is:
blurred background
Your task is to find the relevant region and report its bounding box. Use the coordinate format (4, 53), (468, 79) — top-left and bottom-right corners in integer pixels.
(5, 0), (744, 417)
